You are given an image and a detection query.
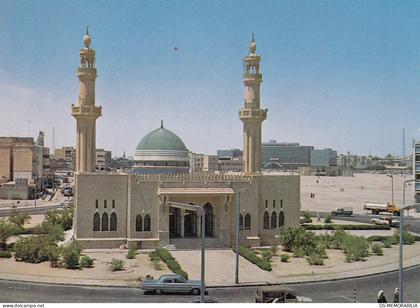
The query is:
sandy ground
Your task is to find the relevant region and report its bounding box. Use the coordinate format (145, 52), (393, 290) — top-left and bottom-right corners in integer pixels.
(301, 173), (418, 215)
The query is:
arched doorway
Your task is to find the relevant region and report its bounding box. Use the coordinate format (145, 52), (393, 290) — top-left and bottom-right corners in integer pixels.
(204, 203), (214, 237)
(169, 207), (181, 238)
(184, 210), (197, 237)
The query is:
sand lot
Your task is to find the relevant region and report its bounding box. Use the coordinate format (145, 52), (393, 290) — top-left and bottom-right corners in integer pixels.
(301, 173), (417, 214)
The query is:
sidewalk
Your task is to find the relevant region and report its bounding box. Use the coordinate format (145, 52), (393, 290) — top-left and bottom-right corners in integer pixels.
(0, 243), (419, 288)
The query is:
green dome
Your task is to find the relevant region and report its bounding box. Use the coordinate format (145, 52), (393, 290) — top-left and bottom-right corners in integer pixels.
(136, 126), (187, 152)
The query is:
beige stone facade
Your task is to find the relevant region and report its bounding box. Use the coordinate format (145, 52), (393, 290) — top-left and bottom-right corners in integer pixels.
(75, 172), (300, 249)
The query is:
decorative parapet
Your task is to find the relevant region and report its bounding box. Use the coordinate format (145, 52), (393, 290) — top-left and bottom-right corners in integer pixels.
(239, 108), (267, 120)
(71, 104), (102, 117)
(135, 172), (252, 184)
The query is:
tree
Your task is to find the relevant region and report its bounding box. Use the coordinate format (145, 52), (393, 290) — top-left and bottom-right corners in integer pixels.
(8, 211), (31, 228)
(0, 218), (18, 251)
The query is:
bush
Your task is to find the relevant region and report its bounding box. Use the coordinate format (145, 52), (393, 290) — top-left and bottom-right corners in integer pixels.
(291, 246), (305, 258)
(331, 230), (348, 250)
(14, 235), (52, 263)
(80, 255), (94, 268)
(149, 250), (160, 261)
(126, 249), (137, 259)
(343, 235), (369, 262)
(280, 227), (327, 259)
(371, 243), (384, 256)
(0, 218), (19, 251)
(233, 246), (271, 271)
(152, 260), (163, 270)
(270, 245), (279, 256)
(302, 210), (313, 223)
(61, 241), (81, 269)
(0, 251), (12, 258)
(9, 211), (31, 228)
(32, 222), (65, 242)
(324, 213), (333, 224)
(304, 224), (391, 231)
(110, 258), (124, 272)
(154, 248), (189, 278)
(280, 254), (289, 263)
(393, 230), (415, 245)
(48, 245), (61, 268)
(307, 253), (324, 265)
(261, 250), (273, 261)
(44, 208), (73, 231)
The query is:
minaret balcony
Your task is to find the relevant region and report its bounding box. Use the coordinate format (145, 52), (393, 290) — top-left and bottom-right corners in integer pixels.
(243, 72), (262, 81)
(71, 105), (102, 118)
(239, 108), (267, 121)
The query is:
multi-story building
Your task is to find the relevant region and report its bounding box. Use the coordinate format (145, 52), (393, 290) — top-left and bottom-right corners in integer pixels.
(95, 149), (112, 171)
(203, 155), (218, 172)
(414, 141), (420, 203)
(261, 141), (313, 169)
(52, 146), (76, 170)
(310, 148), (337, 167)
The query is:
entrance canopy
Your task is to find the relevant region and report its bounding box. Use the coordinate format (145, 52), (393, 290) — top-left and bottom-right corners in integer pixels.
(158, 187), (235, 195)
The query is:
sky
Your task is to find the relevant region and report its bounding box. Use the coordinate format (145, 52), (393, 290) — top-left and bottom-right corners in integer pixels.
(0, 0), (419, 158)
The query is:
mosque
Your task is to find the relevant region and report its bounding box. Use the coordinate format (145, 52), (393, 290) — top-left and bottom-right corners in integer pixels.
(72, 30), (301, 249)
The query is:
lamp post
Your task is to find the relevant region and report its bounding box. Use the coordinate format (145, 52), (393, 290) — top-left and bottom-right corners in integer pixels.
(235, 188), (247, 285)
(387, 174), (394, 206)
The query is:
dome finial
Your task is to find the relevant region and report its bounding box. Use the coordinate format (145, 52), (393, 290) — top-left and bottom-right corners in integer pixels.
(249, 33), (256, 54)
(83, 26), (91, 48)
(160, 120), (164, 128)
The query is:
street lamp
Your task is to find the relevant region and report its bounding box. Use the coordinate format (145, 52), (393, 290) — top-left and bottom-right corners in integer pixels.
(235, 188), (247, 284)
(398, 201), (420, 303)
(387, 173), (394, 206)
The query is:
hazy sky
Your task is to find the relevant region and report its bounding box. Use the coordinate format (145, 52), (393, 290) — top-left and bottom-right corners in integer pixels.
(0, 0), (419, 157)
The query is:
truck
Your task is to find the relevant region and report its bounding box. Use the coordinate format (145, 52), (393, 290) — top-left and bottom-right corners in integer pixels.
(331, 208), (353, 217)
(364, 202), (400, 216)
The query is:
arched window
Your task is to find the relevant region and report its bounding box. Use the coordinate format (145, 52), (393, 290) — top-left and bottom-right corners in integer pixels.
(244, 214), (251, 230)
(204, 203), (214, 237)
(278, 211), (285, 228)
(110, 212), (117, 231)
(136, 215), (143, 232)
(101, 212), (109, 231)
(144, 215), (151, 231)
(93, 212), (100, 231)
(239, 214), (244, 230)
(263, 211), (270, 229)
(271, 211), (277, 229)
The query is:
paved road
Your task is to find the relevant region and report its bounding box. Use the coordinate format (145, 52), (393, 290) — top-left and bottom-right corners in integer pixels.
(1, 265), (419, 303)
(0, 205), (63, 217)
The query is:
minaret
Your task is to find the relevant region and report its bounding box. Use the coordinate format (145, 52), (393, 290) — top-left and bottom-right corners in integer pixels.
(71, 28), (102, 173)
(239, 34), (267, 174)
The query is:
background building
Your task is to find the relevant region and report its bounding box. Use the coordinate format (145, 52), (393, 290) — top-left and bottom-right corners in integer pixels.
(95, 149), (112, 171)
(261, 141), (313, 169)
(414, 141), (420, 204)
(52, 146), (76, 171)
(310, 148), (337, 167)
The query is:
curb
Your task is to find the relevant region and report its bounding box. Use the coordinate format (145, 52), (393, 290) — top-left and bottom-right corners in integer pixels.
(0, 263), (419, 290)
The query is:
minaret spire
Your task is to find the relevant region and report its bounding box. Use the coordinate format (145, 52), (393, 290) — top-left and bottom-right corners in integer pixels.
(71, 29), (102, 173)
(239, 34), (267, 174)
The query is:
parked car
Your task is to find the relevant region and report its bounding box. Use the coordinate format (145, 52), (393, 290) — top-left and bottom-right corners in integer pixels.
(141, 274), (202, 295)
(371, 217), (399, 227)
(255, 286), (313, 303)
(331, 208), (353, 216)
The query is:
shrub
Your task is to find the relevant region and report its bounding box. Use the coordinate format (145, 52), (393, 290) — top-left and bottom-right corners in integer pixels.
(304, 224), (391, 231)
(126, 249), (137, 259)
(110, 258), (124, 272)
(307, 253), (324, 265)
(261, 250), (273, 261)
(393, 230), (415, 245)
(44, 208), (73, 231)
(61, 241), (81, 269)
(149, 250), (160, 261)
(371, 243), (384, 256)
(14, 235), (52, 263)
(343, 235), (369, 262)
(80, 255), (94, 268)
(154, 248), (189, 278)
(32, 222), (65, 242)
(317, 234), (333, 249)
(0, 218), (19, 251)
(292, 246), (305, 258)
(8, 211), (31, 228)
(280, 254), (289, 263)
(233, 246), (271, 271)
(324, 213), (333, 224)
(152, 260), (163, 270)
(331, 230), (348, 250)
(382, 239), (393, 248)
(270, 245), (279, 256)
(0, 251), (12, 258)
(48, 245), (61, 268)
(302, 210), (312, 223)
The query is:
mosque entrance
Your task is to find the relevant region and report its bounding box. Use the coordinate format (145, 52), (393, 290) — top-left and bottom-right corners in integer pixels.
(169, 207), (181, 238)
(184, 210), (197, 237)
